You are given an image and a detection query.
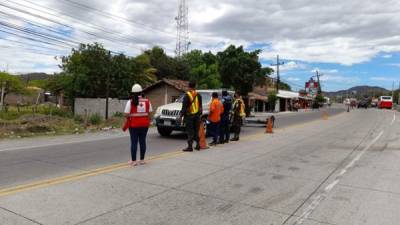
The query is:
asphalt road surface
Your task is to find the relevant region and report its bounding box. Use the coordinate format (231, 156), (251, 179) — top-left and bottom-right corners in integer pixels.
(0, 107), (344, 190)
(0, 107), (399, 225)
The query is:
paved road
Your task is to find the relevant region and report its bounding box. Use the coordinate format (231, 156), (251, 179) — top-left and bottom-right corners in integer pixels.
(0, 108), (399, 225)
(0, 107), (344, 189)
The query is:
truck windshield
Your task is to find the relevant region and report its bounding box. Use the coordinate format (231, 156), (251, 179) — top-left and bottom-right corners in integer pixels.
(176, 92), (212, 104)
(381, 96), (392, 100)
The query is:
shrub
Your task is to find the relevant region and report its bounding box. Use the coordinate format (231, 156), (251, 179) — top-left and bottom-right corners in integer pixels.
(37, 105), (73, 118)
(74, 115), (84, 123)
(113, 111), (124, 118)
(89, 113), (102, 125)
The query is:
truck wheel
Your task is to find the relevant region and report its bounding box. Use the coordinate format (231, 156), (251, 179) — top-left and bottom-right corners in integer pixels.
(201, 116), (208, 137)
(157, 127), (173, 136)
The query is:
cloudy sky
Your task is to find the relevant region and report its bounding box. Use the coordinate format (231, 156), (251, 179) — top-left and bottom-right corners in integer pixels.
(0, 0), (399, 91)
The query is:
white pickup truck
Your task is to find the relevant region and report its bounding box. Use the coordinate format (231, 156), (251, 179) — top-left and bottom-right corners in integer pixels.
(153, 90), (233, 136)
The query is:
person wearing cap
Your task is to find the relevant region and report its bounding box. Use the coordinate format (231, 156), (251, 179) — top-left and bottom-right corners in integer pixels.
(231, 92), (245, 141)
(219, 90), (232, 144)
(124, 84), (152, 166)
(180, 81), (203, 151)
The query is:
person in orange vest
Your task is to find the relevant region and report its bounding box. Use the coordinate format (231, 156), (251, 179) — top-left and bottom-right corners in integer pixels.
(124, 84), (152, 166)
(180, 81), (203, 152)
(208, 92), (224, 146)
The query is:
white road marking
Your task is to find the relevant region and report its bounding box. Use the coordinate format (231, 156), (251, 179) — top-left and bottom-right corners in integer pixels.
(293, 130), (384, 225)
(0, 133), (130, 152)
(391, 113), (396, 126)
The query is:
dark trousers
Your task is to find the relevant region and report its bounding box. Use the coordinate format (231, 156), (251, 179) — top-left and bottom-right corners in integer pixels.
(184, 114), (200, 146)
(129, 127), (149, 161)
(219, 118), (230, 142)
(208, 121), (220, 142)
(232, 117), (242, 138)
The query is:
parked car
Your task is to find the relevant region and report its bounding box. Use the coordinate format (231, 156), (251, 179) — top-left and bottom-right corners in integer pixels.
(379, 96), (393, 109)
(357, 100), (368, 109)
(153, 90), (234, 136)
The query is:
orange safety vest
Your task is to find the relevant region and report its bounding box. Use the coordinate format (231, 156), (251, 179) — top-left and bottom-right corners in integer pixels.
(129, 97), (151, 128)
(208, 98), (224, 123)
(186, 91), (200, 115)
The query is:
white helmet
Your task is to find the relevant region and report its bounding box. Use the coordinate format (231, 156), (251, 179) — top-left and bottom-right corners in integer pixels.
(131, 84), (143, 93)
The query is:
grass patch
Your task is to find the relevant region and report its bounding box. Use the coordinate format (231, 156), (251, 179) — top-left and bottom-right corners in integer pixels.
(0, 105), (125, 139)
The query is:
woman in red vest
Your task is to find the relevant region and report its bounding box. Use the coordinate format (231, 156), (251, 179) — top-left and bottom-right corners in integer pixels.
(124, 84), (152, 166)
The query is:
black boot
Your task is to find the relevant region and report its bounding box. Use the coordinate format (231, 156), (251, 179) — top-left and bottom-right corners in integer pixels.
(230, 135), (239, 141)
(195, 142), (201, 151)
(183, 141), (193, 152)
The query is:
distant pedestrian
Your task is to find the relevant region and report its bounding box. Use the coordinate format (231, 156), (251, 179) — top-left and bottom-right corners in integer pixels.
(124, 84), (152, 166)
(208, 92), (224, 146)
(230, 92), (245, 141)
(180, 81), (203, 151)
(219, 90), (232, 144)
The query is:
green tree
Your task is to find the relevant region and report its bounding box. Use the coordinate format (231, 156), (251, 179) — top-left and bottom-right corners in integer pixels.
(0, 72), (25, 109)
(217, 45), (268, 95)
(267, 92), (277, 112)
(315, 94), (326, 104)
(61, 43), (112, 98)
(182, 50), (221, 89)
(110, 54), (156, 99)
(279, 81), (292, 91)
(143, 46), (176, 79)
(44, 73), (74, 105)
(190, 64), (221, 89)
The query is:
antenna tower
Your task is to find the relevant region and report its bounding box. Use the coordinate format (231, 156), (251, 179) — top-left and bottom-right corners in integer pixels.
(175, 0), (189, 57)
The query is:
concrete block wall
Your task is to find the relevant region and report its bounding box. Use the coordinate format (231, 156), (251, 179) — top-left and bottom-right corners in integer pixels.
(74, 98), (128, 118)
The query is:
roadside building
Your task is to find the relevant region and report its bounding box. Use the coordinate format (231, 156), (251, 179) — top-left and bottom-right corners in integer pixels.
(276, 90), (300, 112)
(249, 92), (268, 112)
(142, 78), (189, 112)
(249, 77), (276, 113)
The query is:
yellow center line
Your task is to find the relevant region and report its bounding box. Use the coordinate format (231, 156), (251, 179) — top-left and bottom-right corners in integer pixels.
(0, 110), (345, 197)
(0, 150), (186, 197)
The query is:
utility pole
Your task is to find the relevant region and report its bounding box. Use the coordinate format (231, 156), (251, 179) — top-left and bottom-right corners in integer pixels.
(314, 70), (323, 94)
(175, 0), (189, 57)
(392, 81), (395, 102)
(105, 73), (110, 120)
(271, 55), (284, 92)
(0, 63), (8, 111)
(0, 81), (5, 111)
(398, 81), (400, 105)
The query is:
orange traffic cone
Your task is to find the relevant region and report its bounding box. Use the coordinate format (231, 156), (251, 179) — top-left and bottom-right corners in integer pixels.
(266, 117), (273, 134)
(323, 111), (329, 120)
(198, 121), (209, 149)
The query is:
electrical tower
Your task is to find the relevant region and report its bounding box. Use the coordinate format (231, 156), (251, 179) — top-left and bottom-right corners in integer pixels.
(271, 55), (284, 91)
(175, 0), (189, 57)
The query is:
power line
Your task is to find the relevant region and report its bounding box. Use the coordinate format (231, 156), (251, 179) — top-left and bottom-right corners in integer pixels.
(0, 27), (72, 49)
(60, 0), (209, 47)
(6, 0), (157, 51)
(0, 20), (80, 46)
(0, 37), (65, 53)
(0, 2), (137, 53)
(0, 10), (76, 41)
(0, 44), (60, 57)
(60, 0), (176, 38)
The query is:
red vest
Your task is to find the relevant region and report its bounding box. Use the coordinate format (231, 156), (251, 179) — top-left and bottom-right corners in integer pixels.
(129, 97), (151, 128)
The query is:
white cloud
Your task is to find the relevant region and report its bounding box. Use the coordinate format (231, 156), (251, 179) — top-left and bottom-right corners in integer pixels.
(2, 0), (400, 73)
(320, 74), (359, 84)
(387, 63), (400, 68)
(383, 54), (392, 58)
(281, 61), (308, 71)
(287, 77), (301, 81)
(310, 68), (339, 74)
(370, 76), (397, 81)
